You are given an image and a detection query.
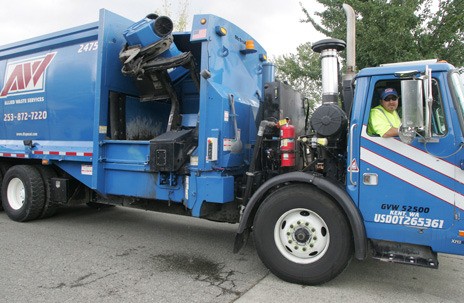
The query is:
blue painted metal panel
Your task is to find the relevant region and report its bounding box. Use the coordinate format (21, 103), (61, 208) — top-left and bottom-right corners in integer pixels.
(104, 168), (157, 199)
(92, 9), (142, 193)
(357, 63), (454, 78)
(155, 173), (184, 202)
(55, 161), (93, 187)
(103, 140), (150, 165)
(192, 14), (265, 172)
(0, 23), (99, 142)
(0, 22), (99, 60)
(188, 173), (235, 217)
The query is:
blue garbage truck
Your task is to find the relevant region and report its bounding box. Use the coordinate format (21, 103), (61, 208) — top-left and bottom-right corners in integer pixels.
(1, 5), (464, 285)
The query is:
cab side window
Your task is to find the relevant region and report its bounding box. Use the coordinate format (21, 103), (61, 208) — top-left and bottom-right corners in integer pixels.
(366, 81), (401, 137)
(367, 79), (446, 137)
(431, 79), (446, 136)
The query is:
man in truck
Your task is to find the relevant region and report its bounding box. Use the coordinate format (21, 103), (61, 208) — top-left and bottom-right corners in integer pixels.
(368, 87), (401, 137)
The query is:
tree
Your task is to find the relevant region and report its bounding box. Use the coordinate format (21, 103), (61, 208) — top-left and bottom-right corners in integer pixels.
(156, 0), (190, 31)
(274, 42), (322, 113)
(301, 0), (464, 69)
(419, 0), (464, 65)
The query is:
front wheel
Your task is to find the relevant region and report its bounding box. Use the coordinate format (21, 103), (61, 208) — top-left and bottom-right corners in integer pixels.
(253, 184), (353, 285)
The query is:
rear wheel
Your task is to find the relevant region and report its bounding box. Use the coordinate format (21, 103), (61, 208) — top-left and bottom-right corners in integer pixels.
(2, 165), (45, 222)
(0, 163), (12, 211)
(253, 184), (353, 285)
(35, 165), (58, 219)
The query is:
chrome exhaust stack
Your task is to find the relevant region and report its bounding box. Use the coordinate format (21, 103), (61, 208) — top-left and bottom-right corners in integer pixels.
(310, 39), (347, 137)
(312, 39), (346, 104)
(343, 3), (356, 80)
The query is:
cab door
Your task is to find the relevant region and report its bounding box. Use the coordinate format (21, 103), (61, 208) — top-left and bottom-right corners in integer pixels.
(356, 73), (457, 249)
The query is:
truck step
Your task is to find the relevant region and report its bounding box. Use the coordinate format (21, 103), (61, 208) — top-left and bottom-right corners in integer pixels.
(371, 240), (438, 269)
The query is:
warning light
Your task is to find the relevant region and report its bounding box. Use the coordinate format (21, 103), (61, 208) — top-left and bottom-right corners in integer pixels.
(245, 40), (255, 50)
(200, 18), (207, 25)
(240, 39), (257, 54)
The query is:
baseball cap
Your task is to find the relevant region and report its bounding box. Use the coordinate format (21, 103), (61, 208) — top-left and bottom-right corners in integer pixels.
(381, 88), (398, 100)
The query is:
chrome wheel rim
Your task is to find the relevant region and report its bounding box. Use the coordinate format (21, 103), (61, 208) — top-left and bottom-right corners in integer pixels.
(274, 208), (330, 264)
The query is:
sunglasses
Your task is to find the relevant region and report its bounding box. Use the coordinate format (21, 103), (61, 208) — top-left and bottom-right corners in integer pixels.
(384, 96), (398, 102)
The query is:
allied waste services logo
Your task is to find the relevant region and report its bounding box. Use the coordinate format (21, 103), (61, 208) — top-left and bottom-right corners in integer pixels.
(0, 52), (56, 98)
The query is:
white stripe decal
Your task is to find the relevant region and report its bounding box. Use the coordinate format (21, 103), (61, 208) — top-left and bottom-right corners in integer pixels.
(361, 147), (464, 210)
(361, 125), (464, 184)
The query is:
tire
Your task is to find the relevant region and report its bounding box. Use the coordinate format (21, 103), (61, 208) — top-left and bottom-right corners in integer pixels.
(0, 163), (12, 211)
(35, 165), (59, 219)
(253, 184), (353, 285)
(1, 165), (45, 222)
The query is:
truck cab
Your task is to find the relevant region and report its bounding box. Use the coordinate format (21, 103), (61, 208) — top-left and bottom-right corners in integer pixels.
(235, 57), (464, 285)
(349, 62), (464, 257)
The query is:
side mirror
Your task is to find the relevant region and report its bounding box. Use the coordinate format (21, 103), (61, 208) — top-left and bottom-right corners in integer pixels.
(398, 125), (416, 144)
(400, 80), (424, 143)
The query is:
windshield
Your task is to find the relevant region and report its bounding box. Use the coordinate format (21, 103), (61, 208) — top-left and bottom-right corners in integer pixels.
(450, 69), (464, 136)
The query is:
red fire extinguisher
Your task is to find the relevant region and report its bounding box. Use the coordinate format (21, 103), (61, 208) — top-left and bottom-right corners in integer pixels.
(280, 119), (295, 167)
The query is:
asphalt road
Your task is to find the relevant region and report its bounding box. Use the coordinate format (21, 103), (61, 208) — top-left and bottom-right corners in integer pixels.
(0, 205), (463, 303)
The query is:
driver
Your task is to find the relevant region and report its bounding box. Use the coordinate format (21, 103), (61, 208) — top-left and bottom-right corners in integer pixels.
(368, 88), (401, 137)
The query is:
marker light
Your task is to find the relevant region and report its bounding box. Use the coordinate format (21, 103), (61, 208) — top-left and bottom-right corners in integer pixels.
(215, 26), (227, 36)
(200, 18), (207, 25)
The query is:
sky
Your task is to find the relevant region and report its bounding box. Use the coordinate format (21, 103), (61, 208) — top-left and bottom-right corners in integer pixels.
(0, 0), (326, 59)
